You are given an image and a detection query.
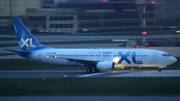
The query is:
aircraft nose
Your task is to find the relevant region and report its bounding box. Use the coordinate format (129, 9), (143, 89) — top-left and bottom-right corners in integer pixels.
(171, 57), (177, 63)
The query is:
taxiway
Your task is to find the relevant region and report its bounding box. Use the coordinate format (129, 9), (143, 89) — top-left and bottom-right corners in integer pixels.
(1, 70), (180, 78)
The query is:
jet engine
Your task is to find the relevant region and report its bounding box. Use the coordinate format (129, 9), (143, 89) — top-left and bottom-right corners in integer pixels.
(96, 61), (115, 70)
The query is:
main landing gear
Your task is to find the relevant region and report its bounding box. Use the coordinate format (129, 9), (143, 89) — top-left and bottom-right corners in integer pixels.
(158, 69), (162, 72)
(86, 67), (100, 73)
(86, 67), (92, 73)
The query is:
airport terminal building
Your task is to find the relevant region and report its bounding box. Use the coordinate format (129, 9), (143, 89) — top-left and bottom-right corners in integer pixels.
(24, 1), (157, 33)
(1, 0), (180, 33)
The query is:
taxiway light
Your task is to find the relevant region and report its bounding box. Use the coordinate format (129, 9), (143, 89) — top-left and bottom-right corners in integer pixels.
(42, 77), (46, 80)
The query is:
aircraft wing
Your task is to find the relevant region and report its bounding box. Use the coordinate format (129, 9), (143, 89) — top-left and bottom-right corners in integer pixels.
(49, 55), (98, 66)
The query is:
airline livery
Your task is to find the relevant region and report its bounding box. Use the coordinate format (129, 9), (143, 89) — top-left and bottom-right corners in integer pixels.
(5, 18), (177, 72)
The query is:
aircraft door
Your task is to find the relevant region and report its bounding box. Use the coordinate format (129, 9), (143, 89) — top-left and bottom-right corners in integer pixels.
(98, 51), (104, 59)
(38, 52), (42, 61)
(150, 52), (158, 65)
(98, 52), (101, 59)
(153, 52), (157, 61)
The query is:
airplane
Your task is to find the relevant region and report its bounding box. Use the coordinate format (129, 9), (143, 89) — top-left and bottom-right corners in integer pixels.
(5, 18), (177, 73)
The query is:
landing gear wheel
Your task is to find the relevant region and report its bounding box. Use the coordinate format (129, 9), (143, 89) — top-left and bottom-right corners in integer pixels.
(86, 67), (92, 73)
(94, 68), (100, 73)
(158, 69), (161, 72)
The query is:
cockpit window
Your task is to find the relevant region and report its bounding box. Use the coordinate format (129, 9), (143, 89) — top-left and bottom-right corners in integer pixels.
(162, 53), (170, 56)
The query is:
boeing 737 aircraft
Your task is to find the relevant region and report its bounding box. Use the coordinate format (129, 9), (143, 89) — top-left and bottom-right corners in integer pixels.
(5, 18), (177, 72)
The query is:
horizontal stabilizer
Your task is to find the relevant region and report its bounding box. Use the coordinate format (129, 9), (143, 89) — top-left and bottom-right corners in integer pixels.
(4, 49), (30, 54)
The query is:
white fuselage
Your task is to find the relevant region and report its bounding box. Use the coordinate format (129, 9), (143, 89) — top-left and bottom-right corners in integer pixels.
(30, 48), (176, 69)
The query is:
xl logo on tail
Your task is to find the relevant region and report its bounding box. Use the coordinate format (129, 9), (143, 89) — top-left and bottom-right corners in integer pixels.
(21, 38), (36, 47)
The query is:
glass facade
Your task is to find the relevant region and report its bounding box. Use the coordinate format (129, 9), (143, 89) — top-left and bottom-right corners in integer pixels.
(0, 0), (42, 16)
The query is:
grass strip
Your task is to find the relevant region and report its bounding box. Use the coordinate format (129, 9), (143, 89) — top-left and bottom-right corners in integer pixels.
(0, 53), (16, 56)
(32, 31), (177, 36)
(0, 43), (18, 47)
(0, 77), (180, 96)
(0, 40), (112, 48)
(42, 40), (112, 45)
(0, 59), (84, 70)
(0, 37), (16, 41)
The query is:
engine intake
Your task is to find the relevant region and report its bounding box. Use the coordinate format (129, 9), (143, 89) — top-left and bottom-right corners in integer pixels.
(96, 61), (115, 70)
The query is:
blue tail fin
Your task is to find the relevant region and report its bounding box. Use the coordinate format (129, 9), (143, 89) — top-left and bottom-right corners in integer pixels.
(13, 18), (42, 51)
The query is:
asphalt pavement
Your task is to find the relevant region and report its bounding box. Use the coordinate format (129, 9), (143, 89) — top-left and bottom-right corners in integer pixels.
(1, 70), (180, 78)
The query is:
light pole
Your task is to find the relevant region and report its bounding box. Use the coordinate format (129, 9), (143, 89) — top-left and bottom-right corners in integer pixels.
(141, 31), (147, 47)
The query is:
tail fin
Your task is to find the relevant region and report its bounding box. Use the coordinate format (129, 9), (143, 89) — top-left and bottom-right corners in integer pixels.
(13, 18), (42, 51)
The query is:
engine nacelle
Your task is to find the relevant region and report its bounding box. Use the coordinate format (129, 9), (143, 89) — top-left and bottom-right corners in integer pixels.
(96, 61), (115, 70)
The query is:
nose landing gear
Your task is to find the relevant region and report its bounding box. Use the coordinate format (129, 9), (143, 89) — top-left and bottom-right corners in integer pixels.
(158, 69), (161, 72)
(158, 66), (166, 72)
